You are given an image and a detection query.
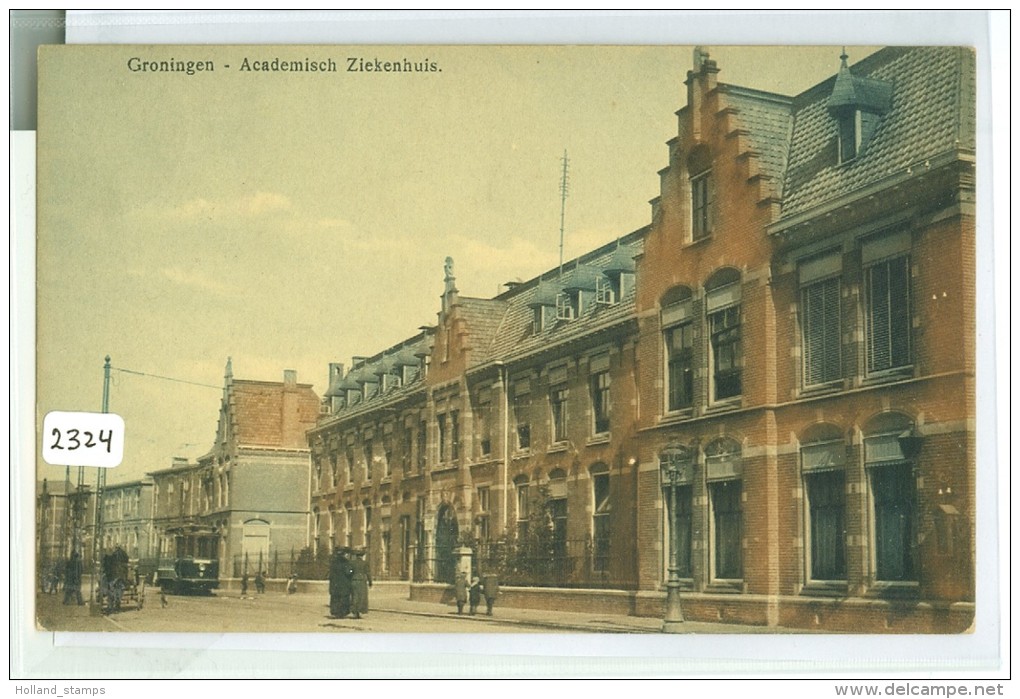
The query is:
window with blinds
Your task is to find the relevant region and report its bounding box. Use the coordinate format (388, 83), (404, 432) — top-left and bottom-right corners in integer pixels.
(802, 276), (842, 386)
(866, 255), (911, 374)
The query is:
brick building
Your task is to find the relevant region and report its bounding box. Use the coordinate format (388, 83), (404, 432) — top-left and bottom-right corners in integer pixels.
(310, 46), (975, 631)
(150, 361), (320, 576)
(632, 46), (974, 632)
(310, 237), (645, 590)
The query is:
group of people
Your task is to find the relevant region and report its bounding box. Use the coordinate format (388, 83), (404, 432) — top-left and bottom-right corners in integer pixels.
(240, 570), (269, 597)
(454, 571), (499, 616)
(328, 546), (372, 619)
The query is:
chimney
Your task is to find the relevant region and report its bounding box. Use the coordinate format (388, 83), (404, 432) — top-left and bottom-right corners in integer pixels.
(284, 369), (297, 388)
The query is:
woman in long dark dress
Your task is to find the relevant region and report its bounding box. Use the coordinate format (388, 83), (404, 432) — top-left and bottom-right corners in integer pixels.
(349, 550), (372, 619)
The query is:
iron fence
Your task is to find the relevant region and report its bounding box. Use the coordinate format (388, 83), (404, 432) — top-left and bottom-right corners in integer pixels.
(411, 538), (617, 589)
(230, 548), (330, 580)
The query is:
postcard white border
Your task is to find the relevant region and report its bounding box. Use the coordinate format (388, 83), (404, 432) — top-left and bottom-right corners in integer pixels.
(12, 9), (1009, 681)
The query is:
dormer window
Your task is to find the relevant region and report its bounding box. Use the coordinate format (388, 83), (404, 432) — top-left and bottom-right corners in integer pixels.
(559, 265), (600, 319)
(529, 281), (559, 333)
(533, 304), (556, 331)
(603, 244), (637, 303)
(556, 291), (577, 321)
(837, 109), (860, 163)
(827, 51), (892, 166)
(595, 275), (617, 305)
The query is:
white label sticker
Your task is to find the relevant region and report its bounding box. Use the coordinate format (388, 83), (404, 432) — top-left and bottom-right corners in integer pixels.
(42, 411), (125, 468)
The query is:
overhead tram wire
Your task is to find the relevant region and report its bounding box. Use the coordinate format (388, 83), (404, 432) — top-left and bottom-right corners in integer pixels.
(110, 366), (221, 390)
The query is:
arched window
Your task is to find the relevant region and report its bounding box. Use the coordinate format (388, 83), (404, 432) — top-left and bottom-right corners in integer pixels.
(705, 269), (742, 402)
(704, 437), (742, 580)
(800, 423), (847, 582)
(863, 412), (917, 582)
(661, 286), (695, 412)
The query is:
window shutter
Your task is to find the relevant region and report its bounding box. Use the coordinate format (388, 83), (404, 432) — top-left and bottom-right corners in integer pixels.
(803, 277), (841, 385)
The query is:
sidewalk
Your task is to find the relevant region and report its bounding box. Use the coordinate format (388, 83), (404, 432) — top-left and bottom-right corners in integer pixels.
(366, 582), (803, 634)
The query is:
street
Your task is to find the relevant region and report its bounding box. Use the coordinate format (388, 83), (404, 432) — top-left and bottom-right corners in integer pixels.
(36, 582), (577, 634)
(35, 580), (811, 635)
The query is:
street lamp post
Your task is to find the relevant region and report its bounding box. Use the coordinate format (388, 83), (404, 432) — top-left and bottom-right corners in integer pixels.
(660, 456), (685, 632)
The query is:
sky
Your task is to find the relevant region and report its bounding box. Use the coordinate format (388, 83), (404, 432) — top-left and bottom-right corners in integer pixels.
(35, 44), (880, 486)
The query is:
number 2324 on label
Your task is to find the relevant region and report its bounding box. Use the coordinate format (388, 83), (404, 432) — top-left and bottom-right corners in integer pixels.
(42, 411), (125, 468)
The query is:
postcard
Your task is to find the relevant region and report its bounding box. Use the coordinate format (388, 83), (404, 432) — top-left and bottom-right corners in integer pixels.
(33, 41), (983, 656)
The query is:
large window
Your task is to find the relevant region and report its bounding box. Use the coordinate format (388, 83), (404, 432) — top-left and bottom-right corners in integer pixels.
(673, 485), (694, 578)
(706, 269), (742, 402)
(806, 470), (846, 580)
(801, 251), (843, 387)
(872, 462), (915, 581)
(550, 387), (568, 443)
(515, 481), (530, 539)
(513, 383), (532, 451)
(662, 286), (695, 412)
(710, 306), (741, 400)
(865, 413), (918, 583)
(667, 323), (695, 410)
(591, 371), (611, 435)
(476, 393), (492, 458)
(383, 441), (393, 479)
(801, 427), (848, 583)
(866, 254), (911, 374)
(401, 427), (412, 474)
(416, 420), (427, 472)
(450, 411), (460, 462)
(548, 470), (568, 564)
(476, 486), (490, 542)
(437, 414), (448, 463)
(710, 480), (743, 580)
(363, 438), (373, 481)
(592, 471), (611, 573)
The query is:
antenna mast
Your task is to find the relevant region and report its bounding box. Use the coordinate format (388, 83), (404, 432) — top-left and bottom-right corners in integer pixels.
(558, 150), (569, 276)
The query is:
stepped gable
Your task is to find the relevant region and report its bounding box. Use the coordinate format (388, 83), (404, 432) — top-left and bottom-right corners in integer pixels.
(781, 46), (975, 219)
(718, 85), (794, 199)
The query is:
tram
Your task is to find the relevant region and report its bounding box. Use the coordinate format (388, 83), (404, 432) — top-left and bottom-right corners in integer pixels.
(152, 557), (220, 595)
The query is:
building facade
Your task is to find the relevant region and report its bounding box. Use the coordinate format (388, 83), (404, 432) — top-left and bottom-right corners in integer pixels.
(310, 46), (975, 632)
(150, 362), (320, 576)
(36, 477), (96, 585)
(98, 478), (155, 562)
(631, 46), (975, 632)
